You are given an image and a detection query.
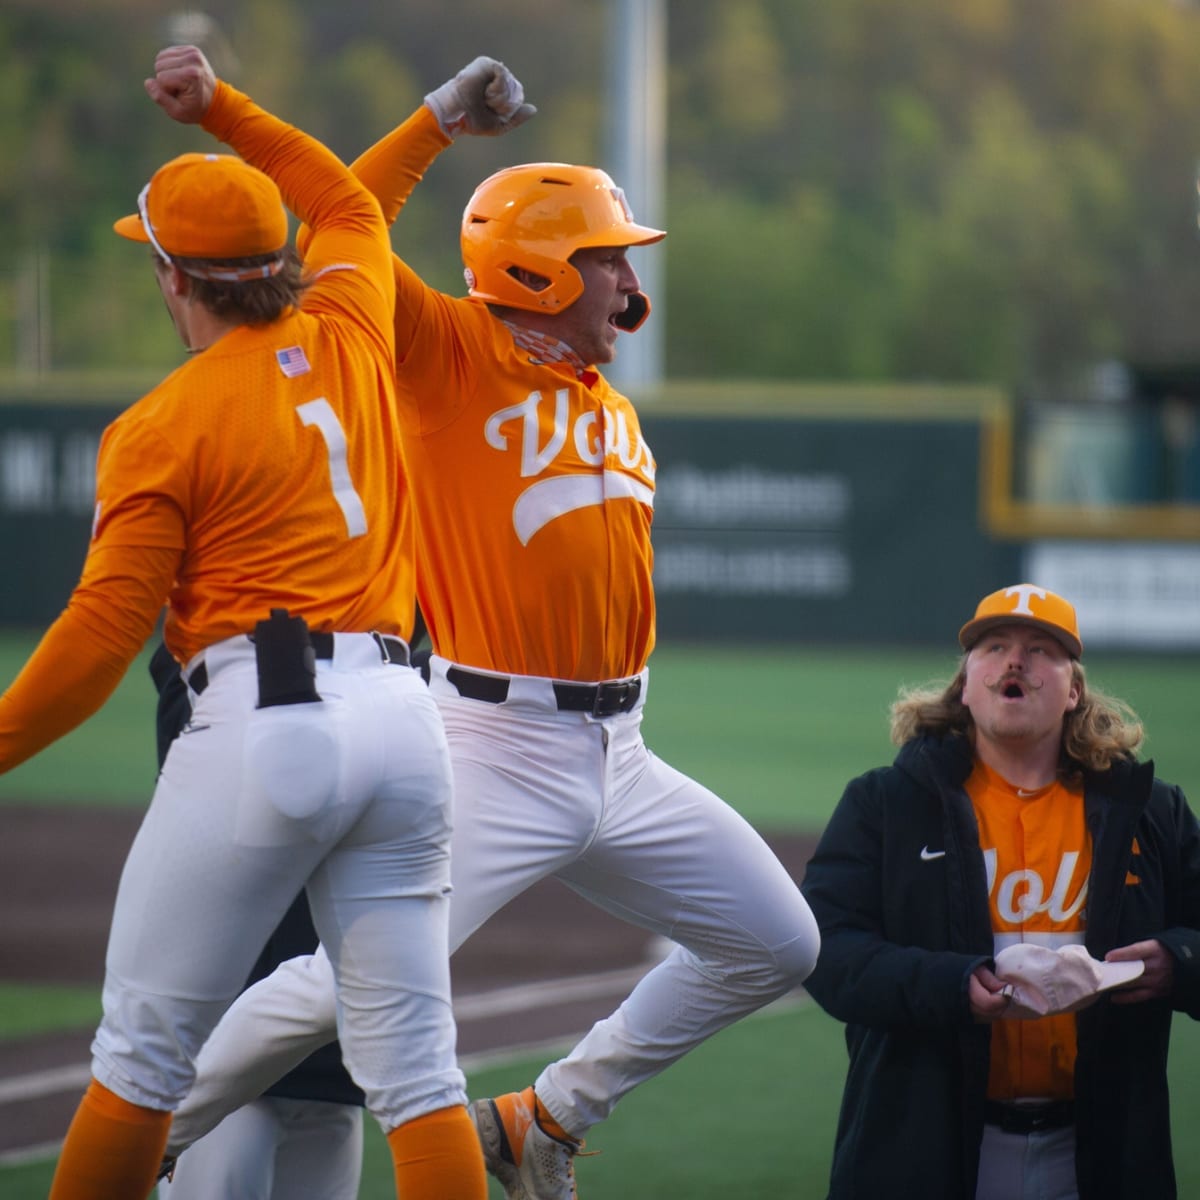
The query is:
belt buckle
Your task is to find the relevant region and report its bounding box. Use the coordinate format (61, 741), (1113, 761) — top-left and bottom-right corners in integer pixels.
(372, 632), (408, 666)
(1022, 1105), (1070, 1133)
(987, 1100), (1073, 1136)
(591, 677), (640, 718)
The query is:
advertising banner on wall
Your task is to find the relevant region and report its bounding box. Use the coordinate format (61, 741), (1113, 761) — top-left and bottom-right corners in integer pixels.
(0, 390), (1020, 644)
(0, 404), (107, 625)
(641, 409), (1019, 645)
(1026, 541), (1200, 650)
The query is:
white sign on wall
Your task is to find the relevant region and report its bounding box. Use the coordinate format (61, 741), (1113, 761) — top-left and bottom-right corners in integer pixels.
(1026, 541), (1200, 649)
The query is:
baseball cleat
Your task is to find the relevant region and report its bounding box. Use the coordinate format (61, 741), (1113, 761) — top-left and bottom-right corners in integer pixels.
(469, 1086), (584, 1199)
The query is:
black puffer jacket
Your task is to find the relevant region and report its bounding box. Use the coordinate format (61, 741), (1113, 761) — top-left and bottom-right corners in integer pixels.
(800, 733), (1200, 1200)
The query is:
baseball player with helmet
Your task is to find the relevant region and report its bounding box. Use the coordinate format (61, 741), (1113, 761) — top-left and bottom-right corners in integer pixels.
(0, 45), (485, 1200)
(155, 56), (821, 1199)
(801, 584), (1200, 1199)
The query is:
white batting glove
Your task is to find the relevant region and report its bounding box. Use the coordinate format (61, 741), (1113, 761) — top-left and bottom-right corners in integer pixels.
(424, 56), (536, 138)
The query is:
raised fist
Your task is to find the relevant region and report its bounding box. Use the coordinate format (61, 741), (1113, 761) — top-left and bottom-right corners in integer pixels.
(424, 56), (536, 138)
(144, 44), (217, 124)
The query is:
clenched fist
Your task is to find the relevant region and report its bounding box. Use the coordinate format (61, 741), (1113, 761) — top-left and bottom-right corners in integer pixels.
(144, 44), (217, 124)
(424, 56), (536, 138)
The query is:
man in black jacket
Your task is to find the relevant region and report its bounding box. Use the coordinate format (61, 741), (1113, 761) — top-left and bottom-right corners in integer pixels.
(801, 583), (1200, 1200)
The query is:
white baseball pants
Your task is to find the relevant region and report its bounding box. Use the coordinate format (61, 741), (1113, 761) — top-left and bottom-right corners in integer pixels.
(166, 656), (819, 1149)
(976, 1122), (1078, 1200)
(93, 633), (464, 1133)
(157, 1097), (363, 1200)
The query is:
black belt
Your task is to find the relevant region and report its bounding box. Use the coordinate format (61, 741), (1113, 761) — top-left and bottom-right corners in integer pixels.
(983, 1100), (1075, 1135)
(445, 666), (642, 718)
(188, 632), (409, 696)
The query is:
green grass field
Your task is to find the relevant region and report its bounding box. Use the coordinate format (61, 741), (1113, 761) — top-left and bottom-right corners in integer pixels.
(3, 632), (1199, 826)
(7, 1001), (1200, 1198)
(3, 630), (1200, 1196)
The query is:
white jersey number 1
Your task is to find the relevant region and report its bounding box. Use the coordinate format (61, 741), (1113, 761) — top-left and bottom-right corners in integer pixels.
(297, 398), (368, 538)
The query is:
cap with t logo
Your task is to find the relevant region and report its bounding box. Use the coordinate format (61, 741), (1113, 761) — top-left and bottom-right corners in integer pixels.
(958, 584), (1083, 659)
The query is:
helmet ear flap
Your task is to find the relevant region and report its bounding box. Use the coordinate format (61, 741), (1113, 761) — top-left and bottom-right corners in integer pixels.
(613, 291), (650, 332)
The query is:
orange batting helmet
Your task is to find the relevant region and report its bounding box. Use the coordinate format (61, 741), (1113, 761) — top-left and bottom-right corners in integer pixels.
(461, 163), (665, 326)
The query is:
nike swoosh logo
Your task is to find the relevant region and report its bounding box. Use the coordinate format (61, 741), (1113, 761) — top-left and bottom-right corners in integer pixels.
(182, 723), (211, 735)
(920, 846), (946, 861)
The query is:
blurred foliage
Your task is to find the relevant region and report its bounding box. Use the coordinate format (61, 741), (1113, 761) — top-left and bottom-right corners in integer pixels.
(5, 0), (1200, 387)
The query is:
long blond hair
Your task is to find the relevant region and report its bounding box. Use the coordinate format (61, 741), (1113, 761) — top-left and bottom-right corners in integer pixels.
(889, 658), (1144, 776)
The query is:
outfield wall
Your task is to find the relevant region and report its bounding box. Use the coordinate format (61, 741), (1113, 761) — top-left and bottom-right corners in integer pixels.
(640, 384), (1019, 644)
(0, 378), (1027, 643)
(1, 397), (110, 626)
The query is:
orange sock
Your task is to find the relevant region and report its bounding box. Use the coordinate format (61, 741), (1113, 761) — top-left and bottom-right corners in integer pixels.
(387, 1104), (487, 1199)
(48, 1078), (172, 1200)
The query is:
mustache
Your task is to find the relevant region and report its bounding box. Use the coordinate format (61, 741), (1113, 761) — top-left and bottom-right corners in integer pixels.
(983, 671), (1045, 693)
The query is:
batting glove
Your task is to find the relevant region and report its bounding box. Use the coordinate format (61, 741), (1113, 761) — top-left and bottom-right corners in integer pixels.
(424, 56), (536, 138)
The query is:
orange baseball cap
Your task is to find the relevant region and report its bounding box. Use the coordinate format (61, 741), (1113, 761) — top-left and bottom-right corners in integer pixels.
(958, 583), (1083, 659)
(113, 152), (288, 263)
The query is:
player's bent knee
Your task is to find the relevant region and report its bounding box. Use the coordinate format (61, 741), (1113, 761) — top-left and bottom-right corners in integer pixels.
(776, 925), (821, 988)
(92, 991), (231, 1110)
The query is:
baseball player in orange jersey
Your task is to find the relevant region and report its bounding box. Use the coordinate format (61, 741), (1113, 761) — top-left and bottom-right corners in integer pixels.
(157, 58), (821, 1199)
(148, 641), (366, 1200)
(0, 46), (485, 1200)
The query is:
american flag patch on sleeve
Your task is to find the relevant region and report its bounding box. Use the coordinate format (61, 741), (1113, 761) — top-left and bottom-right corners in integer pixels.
(276, 346), (311, 377)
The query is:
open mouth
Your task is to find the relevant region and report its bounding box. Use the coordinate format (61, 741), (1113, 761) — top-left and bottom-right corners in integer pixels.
(1001, 680), (1026, 699)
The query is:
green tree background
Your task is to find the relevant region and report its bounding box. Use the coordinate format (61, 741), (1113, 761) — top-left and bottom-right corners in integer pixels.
(6, 0), (1200, 388)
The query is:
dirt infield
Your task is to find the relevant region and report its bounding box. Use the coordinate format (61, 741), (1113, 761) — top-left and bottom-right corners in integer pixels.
(0, 804), (818, 1159)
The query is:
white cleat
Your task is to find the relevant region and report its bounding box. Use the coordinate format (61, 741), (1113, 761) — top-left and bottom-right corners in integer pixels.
(469, 1086), (583, 1199)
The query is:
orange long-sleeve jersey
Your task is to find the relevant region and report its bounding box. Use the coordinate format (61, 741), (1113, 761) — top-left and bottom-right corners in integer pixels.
(967, 760), (1092, 1101)
(0, 81), (406, 773)
(351, 106), (657, 681)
